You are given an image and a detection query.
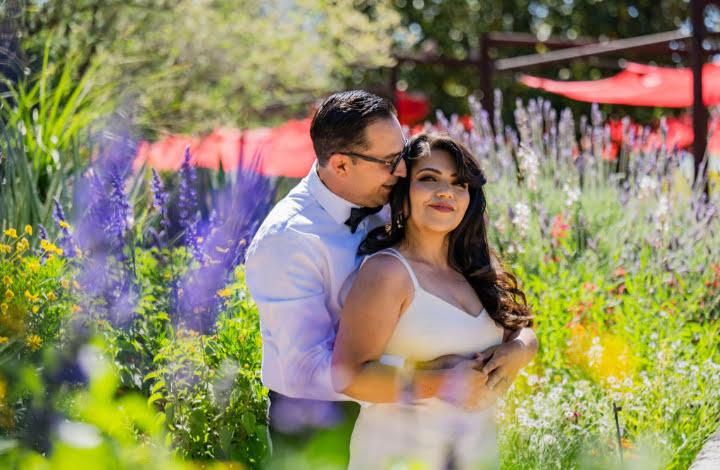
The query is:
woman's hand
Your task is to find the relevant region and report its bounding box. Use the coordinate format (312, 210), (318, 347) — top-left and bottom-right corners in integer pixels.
(475, 340), (529, 391)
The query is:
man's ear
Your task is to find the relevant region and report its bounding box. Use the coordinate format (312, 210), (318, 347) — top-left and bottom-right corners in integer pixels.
(328, 153), (351, 177)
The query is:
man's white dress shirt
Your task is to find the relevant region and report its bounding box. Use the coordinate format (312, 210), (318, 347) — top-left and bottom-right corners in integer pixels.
(245, 162), (387, 401)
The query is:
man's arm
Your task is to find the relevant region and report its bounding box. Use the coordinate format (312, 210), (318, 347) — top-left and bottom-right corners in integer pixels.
(245, 228), (346, 401)
(418, 327), (538, 372)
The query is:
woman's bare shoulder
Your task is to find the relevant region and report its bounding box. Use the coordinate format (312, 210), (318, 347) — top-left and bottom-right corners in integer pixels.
(356, 252), (414, 295)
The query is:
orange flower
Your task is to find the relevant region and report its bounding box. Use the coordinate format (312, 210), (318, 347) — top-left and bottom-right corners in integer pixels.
(582, 282), (598, 293)
(551, 214), (570, 240)
(614, 267), (626, 278)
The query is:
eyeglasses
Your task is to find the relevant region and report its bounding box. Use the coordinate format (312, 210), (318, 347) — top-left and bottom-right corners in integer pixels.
(337, 141), (409, 174)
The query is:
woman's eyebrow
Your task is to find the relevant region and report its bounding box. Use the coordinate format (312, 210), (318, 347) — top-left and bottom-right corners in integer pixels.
(416, 167), (458, 177)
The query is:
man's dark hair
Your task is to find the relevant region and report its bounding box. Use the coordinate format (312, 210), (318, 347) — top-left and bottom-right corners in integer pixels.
(310, 90), (397, 166)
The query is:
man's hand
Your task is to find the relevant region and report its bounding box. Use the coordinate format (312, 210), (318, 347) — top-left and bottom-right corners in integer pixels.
(436, 359), (499, 412)
(416, 353), (471, 371)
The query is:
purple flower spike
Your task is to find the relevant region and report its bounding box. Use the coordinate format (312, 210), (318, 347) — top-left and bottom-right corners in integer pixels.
(176, 166), (274, 334)
(178, 146), (198, 247)
(37, 224), (48, 241)
(151, 169), (171, 244)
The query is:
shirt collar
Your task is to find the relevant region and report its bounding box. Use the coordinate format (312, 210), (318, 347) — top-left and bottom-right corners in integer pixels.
(307, 161), (361, 225)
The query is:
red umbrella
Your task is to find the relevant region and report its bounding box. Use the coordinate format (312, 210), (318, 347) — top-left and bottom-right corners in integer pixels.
(395, 90), (430, 126)
(134, 134), (201, 171)
(133, 120), (315, 177)
(256, 118), (316, 178)
(520, 62), (720, 107)
(192, 127), (243, 170)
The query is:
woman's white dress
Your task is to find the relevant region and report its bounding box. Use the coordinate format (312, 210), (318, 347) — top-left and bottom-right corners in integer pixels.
(347, 248), (504, 470)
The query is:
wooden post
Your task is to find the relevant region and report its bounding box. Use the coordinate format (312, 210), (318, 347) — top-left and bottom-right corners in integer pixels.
(389, 63), (399, 106)
(690, 0), (709, 196)
(479, 33), (494, 121)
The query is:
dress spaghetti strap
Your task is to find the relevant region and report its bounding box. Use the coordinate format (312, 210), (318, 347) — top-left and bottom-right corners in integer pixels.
(359, 248), (420, 290)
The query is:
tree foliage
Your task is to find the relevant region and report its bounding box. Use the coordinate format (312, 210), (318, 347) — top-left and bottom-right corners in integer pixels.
(17, 0), (401, 133)
(384, 0), (718, 119)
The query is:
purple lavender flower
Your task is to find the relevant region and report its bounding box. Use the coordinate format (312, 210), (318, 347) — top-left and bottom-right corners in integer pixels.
(53, 198), (69, 234)
(176, 166), (274, 333)
(37, 224), (48, 241)
(178, 146), (198, 248)
(51, 198), (77, 257)
(107, 166), (130, 254)
(151, 169), (171, 244)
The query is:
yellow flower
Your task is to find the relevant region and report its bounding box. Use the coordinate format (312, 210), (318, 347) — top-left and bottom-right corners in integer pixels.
(4, 290), (13, 300)
(0, 303), (7, 314)
(61, 279), (70, 290)
(216, 288), (232, 298)
(39, 240), (63, 256)
(46, 292), (57, 302)
(3, 229), (17, 239)
(24, 225), (32, 236)
(31, 306), (39, 314)
(59, 221), (70, 229)
(27, 260), (40, 273)
(25, 334), (42, 351)
(0, 336), (8, 344)
(16, 238), (29, 253)
(24, 290), (39, 303)
(2, 276), (11, 286)
(0, 244), (10, 254)
(71, 304), (81, 314)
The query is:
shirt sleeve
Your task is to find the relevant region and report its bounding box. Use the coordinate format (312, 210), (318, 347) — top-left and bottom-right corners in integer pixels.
(245, 227), (347, 401)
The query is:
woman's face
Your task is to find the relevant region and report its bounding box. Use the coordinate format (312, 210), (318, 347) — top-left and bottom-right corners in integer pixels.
(407, 148), (470, 235)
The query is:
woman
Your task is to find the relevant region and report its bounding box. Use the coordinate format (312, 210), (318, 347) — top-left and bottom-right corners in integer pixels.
(331, 133), (534, 469)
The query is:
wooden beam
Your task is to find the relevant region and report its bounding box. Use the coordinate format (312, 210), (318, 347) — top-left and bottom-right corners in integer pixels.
(495, 30), (691, 71)
(487, 31), (595, 48)
(394, 54), (481, 66)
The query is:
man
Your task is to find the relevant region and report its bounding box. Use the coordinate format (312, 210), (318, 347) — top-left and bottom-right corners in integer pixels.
(245, 90), (537, 452)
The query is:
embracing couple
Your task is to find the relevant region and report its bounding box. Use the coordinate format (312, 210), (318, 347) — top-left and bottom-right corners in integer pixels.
(245, 90), (537, 469)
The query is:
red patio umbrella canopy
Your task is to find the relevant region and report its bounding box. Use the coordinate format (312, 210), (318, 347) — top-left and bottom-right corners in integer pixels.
(135, 118), (315, 178)
(520, 62), (720, 107)
(395, 90), (430, 126)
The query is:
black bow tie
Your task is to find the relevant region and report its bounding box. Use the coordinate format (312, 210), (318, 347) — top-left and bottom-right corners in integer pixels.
(344, 206), (383, 233)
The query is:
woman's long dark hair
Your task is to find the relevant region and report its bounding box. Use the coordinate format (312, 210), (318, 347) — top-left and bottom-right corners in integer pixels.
(360, 133), (533, 331)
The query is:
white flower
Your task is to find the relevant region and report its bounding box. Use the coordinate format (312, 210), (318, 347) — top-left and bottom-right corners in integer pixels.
(638, 175), (658, 200)
(518, 145), (540, 191)
(512, 202), (531, 237)
(563, 182), (581, 207)
(541, 434), (557, 446)
(654, 195), (670, 232)
(587, 343), (604, 367)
